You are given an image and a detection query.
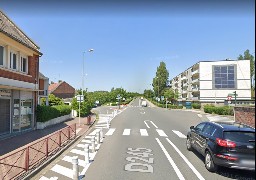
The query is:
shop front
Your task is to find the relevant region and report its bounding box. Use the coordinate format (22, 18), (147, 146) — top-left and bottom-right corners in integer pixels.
(0, 88), (34, 138)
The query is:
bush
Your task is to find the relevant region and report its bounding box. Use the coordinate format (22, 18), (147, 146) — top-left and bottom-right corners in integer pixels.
(36, 105), (71, 122)
(203, 104), (233, 115)
(167, 104), (183, 109)
(192, 103), (201, 109)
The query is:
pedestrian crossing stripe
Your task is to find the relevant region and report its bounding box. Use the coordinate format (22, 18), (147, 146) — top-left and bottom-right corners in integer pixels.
(51, 164), (73, 179)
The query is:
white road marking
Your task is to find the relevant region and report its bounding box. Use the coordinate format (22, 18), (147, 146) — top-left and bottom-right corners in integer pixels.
(81, 139), (92, 143)
(140, 112), (145, 114)
(156, 129), (168, 137)
(144, 121), (150, 128)
(155, 138), (185, 180)
(39, 176), (51, 180)
(84, 135), (94, 139)
(172, 130), (187, 138)
(105, 128), (116, 136)
(166, 138), (205, 180)
(51, 164), (73, 179)
(123, 129), (131, 135)
(62, 156), (86, 167)
(89, 129), (98, 136)
(150, 121), (158, 128)
(70, 149), (85, 156)
(197, 114), (202, 118)
(140, 129), (149, 136)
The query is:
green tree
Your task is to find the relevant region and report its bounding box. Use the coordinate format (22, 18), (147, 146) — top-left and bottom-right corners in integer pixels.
(143, 89), (154, 99)
(238, 49), (255, 90)
(48, 94), (64, 106)
(152, 61), (169, 98)
(163, 88), (179, 104)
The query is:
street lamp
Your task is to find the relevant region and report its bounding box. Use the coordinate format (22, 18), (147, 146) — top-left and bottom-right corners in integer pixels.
(79, 48), (94, 126)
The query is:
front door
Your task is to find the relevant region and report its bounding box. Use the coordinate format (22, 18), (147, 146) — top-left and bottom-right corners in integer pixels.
(0, 99), (11, 135)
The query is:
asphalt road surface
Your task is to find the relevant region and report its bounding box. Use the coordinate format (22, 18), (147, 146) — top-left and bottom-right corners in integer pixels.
(37, 99), (255, 180)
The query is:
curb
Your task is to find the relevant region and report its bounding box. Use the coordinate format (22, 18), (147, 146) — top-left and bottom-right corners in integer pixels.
(22, 119), (96, 180)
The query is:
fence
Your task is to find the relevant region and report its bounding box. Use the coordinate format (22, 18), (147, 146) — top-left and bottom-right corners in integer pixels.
(0, 124), (76, 180)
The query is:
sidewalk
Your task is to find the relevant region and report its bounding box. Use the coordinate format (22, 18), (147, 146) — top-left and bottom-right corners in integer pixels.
(0, 116), (95, 157)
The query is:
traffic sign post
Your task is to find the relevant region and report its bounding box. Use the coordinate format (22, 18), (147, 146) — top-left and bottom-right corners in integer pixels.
(76, 95), (84, 126)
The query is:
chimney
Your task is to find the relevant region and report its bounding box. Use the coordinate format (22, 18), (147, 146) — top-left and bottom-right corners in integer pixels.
(58, 80), (62, 83)
(50, 81), (54, 84)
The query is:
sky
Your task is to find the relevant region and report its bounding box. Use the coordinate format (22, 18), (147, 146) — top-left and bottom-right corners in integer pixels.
(0, 0), (255, 93)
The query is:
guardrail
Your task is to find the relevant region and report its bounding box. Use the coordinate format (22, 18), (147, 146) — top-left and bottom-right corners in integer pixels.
(0, 124), (76, 180)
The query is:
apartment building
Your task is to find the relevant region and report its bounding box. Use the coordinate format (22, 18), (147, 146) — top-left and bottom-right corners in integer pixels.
(170, 60), (252, 105)
(0, 10), (42, 137)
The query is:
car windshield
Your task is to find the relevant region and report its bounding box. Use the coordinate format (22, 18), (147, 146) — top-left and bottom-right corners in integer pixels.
(223, 131), (255, 143)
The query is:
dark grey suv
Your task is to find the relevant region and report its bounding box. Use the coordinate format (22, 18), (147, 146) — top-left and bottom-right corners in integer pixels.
(186, 121), (255, 172)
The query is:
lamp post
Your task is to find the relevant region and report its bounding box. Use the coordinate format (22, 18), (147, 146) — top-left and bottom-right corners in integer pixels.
(79, 49), (93, 126)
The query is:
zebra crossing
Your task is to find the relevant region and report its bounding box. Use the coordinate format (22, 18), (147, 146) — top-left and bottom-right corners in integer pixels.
(102, 128), (186, 138)
(39, 129), (103, 180)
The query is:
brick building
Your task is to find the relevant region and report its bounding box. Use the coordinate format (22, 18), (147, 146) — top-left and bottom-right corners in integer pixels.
(48, 81), (75, 99)
(0, 10), (42, 137)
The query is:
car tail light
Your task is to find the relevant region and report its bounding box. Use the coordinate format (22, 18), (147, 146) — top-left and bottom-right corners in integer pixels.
(216, 154), (238, 161)
(216, 138), (236, 148)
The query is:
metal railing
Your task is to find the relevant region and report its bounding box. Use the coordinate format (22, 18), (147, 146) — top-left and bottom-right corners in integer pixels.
(0, 124), (76, 180)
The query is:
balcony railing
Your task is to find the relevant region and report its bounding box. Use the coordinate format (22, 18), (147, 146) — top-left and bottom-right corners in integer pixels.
(192, 78), (199, 84)
(192, 88), (199, 92)
(192, 97), (199, 101)
(191, 69), (199, 76)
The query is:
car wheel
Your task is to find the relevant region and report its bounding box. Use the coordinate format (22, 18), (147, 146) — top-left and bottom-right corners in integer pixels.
(186, 137), (193, 151)
(205, 151), (218, 172)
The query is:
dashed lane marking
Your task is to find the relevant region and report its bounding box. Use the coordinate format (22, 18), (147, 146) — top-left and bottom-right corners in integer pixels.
(156, 129), (168, 137)
(172, 130), (187, 138)
(140, 129), (149, 136)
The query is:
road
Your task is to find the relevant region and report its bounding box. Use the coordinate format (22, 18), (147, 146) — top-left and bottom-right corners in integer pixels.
(37, 99), (255, 180)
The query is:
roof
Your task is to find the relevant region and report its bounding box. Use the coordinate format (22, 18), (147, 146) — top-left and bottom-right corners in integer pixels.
(39, 72), (49, 80)
(48, 82), (63, 93)
(0, 10), (42, 55)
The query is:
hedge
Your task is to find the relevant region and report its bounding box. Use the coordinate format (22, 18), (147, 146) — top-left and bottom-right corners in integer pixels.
(192, 103), (201, 109)
(167, 104), (183, 109)
(36, 105), (72, 122)
(203, 105), (233, 115)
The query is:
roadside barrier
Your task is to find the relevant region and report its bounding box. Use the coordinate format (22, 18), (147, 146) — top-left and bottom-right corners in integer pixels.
(0, 124), (76, 180)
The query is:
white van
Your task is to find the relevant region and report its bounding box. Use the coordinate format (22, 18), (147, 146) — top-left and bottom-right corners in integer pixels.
(141, 100), (147, 107)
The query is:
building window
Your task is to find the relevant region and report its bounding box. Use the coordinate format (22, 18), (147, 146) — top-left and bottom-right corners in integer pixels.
(0, 46), (4, 66)
(10, 51), (17, 70)
(20, 56), (28, 73)
(213, 65), (236, 89)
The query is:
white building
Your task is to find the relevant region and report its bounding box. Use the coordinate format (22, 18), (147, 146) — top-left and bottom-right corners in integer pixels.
(170, 60), (252, 105)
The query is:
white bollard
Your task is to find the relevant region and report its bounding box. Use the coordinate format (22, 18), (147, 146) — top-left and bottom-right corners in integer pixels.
(72, 156), (79, 180)
(91, 137), (95, 153)
(84, 144), (89, 164)
(100, 128), (103, 143)
(107, 120), (110, 129)
(96, 131), (100, 144)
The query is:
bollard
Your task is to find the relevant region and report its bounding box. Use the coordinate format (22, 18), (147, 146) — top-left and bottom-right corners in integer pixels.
(96, 131), (100, 144)
(107, 120), (110, 129)
(91, 136), (95, 153)
(84, 144), (89, 164)
(72, 156), (79, 180)
(100, 128), (103, 143)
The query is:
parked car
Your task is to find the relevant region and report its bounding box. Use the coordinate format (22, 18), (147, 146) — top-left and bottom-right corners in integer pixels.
(186, 121), (255, 172)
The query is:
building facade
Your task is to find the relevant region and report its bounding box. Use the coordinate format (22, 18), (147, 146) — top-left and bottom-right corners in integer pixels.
(170, 60), (252, 105)
(0, 10), (42, 137)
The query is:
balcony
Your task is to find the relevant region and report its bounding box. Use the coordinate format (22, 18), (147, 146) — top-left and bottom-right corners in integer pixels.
(192, 78), (199, 84)
(191, 69), (199, 76)
(181, 76), (187, 81)
(192, 97), (199, 101)
(192, 87), (199, 92)
(182, 90), (188, 94)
